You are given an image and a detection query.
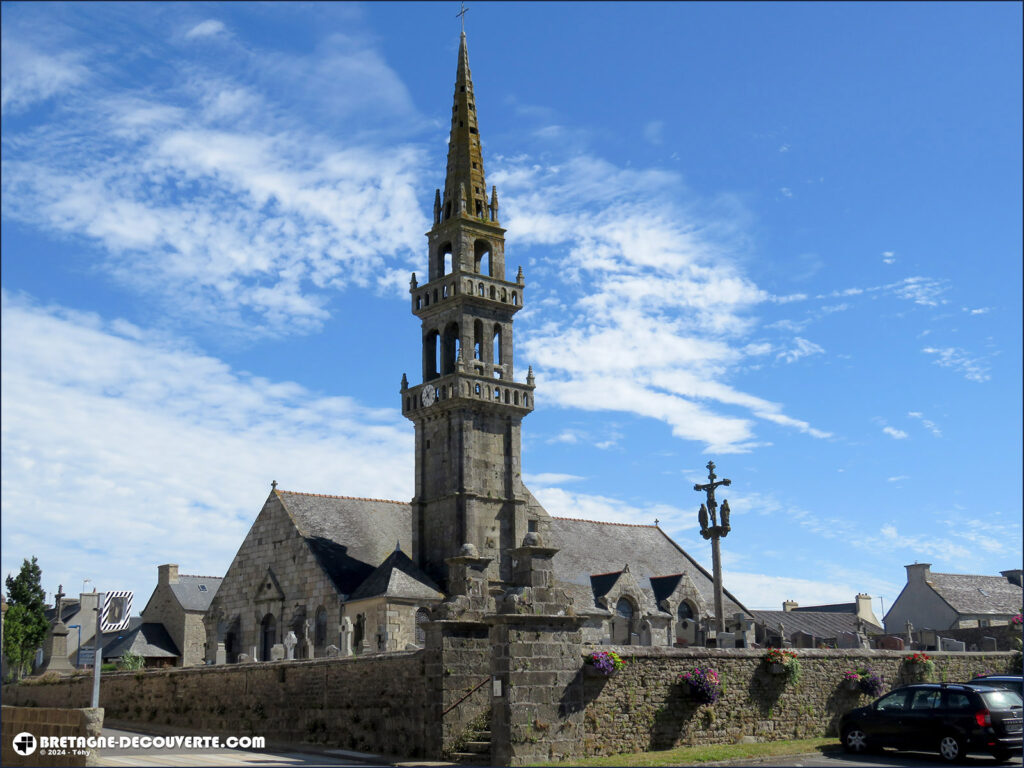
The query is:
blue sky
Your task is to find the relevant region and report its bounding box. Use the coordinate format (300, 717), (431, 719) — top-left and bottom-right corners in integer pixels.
(2, 2), (1021, 615)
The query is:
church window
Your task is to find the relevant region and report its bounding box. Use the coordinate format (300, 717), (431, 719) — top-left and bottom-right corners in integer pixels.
(424, 330), (440, 380)
(459, 121), (464, 127)
(442, 323), (460, 375)
(474, 240), (492, 276)
(433, 289), (438, 304)
(442, 284), (448, 298)
(524, 395), (529, 407)
(461, 86), (466, 92)
(478, 283), (485, 297)
(472, 162), (478, 169)
(475, 383), (481, 396)
(469, 127), (477, 134)
(438, 242), (453, 276)
(354, 614), (365, 651)
(489, 285), (496, 300)
(513, 391), (519, 405)
(415, 608), (430, 645)
(528, 519), (537, 533)
(494, 388), (501, 401)
(416, 296), (422, 310)
(501, 289), (507, 302)
(473, 320), (483, 361)
(678, 602), (694, 622)
(512, 292), (518, 306)
(424, 294), (429, 307)
(492, 324), (502, 366)
(616, 598), (635, 620)
(504, 389), (510, 404)
(314, 606), (327, 649)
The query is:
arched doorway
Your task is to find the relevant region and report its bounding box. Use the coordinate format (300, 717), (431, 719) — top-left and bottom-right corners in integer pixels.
(260, 613), (276, 662)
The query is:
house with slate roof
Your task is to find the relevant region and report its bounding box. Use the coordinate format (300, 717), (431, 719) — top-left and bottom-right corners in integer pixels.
(883, 563), (1023, 633)
(139, 564), (221, 666)
(100, 618), (179, 668)
(203, 29), (752, 663)
(750, 594), (883, 647)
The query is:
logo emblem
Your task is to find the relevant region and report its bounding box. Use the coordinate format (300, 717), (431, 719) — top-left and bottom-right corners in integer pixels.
(13, 732), (37, 756)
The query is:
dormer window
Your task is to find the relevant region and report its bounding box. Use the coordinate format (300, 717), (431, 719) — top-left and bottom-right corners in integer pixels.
(198, 584), (207, 592)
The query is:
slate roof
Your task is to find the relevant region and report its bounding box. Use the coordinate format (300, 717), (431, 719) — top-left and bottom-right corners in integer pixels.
(276, 491), (412, 598)
(927, 572), (1023, 615)
(44, 600), (82, 624)
(170, 575), (223, 611)
(750, 610), (882, 640)
(792, 602), (856, 614)
(547, 516), (748, 619)
(102, 619), (179, 660)
(348, 547), (444, 601)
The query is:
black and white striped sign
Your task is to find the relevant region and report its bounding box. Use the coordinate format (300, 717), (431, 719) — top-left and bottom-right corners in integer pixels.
(100, 591), (133, 632)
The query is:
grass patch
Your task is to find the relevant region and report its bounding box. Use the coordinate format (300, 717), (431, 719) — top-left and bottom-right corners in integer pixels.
(537, 737), (840, 766)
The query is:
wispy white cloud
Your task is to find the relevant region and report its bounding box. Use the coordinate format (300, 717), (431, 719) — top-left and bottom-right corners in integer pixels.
(523, 473), (584, 485)
(0, 291), (413, 607)
(642, 120), (664, 145)
(882, 250), (896, 265)
(1, 30), (427, 337)
(922, 346), (991, 383)
(776, 337), (824, 364)
(1, 39), (89, 113)
(887, 475), (909, 483)
(779, 187), (793, 198)
(493, 155), (828, 453)
(185, 20), (227, 39)
(882, 426), (908, 440)
(907, 411), (942, 437)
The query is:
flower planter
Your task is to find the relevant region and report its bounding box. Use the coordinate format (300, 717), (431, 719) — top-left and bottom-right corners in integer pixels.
(584, 665), (617, 678)
(842, 678), (860, 692)
(769, 663), (787, 675)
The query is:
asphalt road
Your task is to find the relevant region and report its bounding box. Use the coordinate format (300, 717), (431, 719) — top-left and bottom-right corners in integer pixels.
(712, 747), (1023, 768)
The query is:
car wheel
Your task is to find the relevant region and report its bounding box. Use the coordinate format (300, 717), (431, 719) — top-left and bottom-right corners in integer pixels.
(938, 734), (964, 762)
(843, 728), (869, 754)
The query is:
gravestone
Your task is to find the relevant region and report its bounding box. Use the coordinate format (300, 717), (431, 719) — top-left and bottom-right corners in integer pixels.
(237, 653), (251, 664)
(982, 636), (998, 652)
(325, 644), (340, 658)
(251, 645), (258, 661)
(639, 620), (653, 646)
(358, 639), (370, 655)
(836, 631), (859, 649)
(879, 635), (904, 651)
(792, 630), (816, 649)
(215, 642), (226, 665)
(733, 613), (756, 646)
(339, 616), (353, 657)
(939, 637), (966, 652)
(270, 643), (286, 661)
(630, 632), (640, 645)
(920, 629), (938, 650)
(716, 632), (736, 649)
(284, 631), (297, 660)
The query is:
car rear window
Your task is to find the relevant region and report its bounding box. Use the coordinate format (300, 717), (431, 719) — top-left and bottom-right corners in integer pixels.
(981, 690), (1023, 709)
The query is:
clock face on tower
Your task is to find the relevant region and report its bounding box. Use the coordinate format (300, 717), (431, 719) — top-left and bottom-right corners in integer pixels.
(421, 387), (436, 407)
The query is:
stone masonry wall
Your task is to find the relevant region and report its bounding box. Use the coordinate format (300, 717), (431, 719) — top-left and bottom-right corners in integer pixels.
(578, 646), (1016, 759)
(3, 653), (429, 758)
(1, 706), (103, 767)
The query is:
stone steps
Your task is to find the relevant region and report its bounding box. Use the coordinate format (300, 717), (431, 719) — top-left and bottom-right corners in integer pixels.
(451, 729), (491, 764)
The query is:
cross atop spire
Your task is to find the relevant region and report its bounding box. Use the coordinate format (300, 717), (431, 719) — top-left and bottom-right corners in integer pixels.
(456, 1), (468, 32)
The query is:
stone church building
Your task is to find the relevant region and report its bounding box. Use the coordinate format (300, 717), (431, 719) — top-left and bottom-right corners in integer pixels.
(204, 31), (750, 664)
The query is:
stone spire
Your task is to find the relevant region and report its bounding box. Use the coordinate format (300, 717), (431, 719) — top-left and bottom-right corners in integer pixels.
(441, 31), (490, 222)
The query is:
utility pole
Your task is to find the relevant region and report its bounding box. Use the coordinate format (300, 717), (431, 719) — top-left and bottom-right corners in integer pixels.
(695, 461), (732, 634)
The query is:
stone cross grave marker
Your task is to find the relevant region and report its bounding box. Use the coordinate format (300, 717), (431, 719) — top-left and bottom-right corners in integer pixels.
(284, 631), (297, 660)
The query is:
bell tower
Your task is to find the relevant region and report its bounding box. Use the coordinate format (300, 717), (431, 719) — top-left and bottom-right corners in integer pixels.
(401, 31), (538, 588)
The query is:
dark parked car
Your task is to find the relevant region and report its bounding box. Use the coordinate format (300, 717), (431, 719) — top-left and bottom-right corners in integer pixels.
(840, 682), (1023, 762)
(971, 674), (1024, 694)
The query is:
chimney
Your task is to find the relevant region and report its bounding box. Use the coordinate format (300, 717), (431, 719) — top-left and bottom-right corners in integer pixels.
(855, 593), (875, 623)
(158, 564), (179, 586)
(782, 600), (798, 612)
(1000, 569), (1023, 588)
(905, 563), (932, 583)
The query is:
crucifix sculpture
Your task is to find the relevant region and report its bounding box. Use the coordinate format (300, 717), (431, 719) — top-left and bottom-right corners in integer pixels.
(694, 460), (731, 633)
(54, 584), (66, 622)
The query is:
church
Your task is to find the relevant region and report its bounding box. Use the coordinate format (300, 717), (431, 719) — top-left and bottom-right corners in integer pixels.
(203, 30), (751, 664)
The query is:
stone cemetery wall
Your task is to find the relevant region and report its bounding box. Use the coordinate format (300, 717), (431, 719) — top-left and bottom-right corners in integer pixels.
(1, 705), (103, 767)
(923, 623), (1020, 652)
(3, 653), (429, 758)
(578, 646), (1016, 759)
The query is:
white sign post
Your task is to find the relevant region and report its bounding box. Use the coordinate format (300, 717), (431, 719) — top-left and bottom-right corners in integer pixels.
(91, 592), (103, 708)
